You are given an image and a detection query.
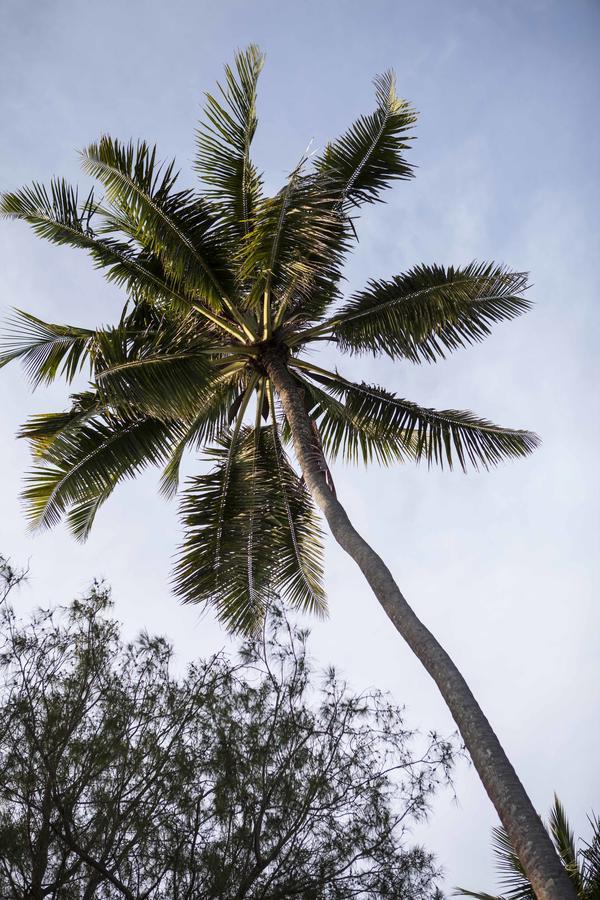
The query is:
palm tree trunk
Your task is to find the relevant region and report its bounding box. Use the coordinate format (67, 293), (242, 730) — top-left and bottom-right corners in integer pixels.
(265, 349), (576, 900)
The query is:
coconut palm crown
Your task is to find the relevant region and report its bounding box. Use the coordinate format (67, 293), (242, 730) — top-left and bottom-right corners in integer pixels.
(1, 46), (538, 634)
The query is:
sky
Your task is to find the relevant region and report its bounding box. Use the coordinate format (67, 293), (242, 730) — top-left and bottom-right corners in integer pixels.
(0, 0), (599, 892)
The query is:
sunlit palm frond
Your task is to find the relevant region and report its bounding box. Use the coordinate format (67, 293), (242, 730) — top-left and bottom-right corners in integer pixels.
(0, 309), (96, 386)
(81, 138), (239, 313)
(22, 411), (183, 539)
(240, 161), (349, 325)
(195, 44), (265, 238)
(314, 70), (417, 211)
(550, 795), (584, 893)
(292, 371), (416, 465)
(302, 263), (530, 361)
(293, 364), (539, 471)
(174, 423), (325, 633)
(581, 813), (600, 898)
(17, 391), (100, 457)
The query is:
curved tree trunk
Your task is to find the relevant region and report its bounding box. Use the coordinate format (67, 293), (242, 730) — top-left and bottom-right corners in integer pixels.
(265, 349), (575, 900)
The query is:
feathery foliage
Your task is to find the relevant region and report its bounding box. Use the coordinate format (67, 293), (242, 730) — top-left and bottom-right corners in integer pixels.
(318, 263), (532, 363)
(195, 44), (265, 239)
(314, 70), (417, 208)
(0, 561), (455, 899)
(1, 46), (538, 633)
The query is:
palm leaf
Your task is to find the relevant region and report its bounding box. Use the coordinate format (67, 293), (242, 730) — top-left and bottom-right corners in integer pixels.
(267, 387), (326, 616)
(92, 319), (229, 419)
(17, 391), (100, 457)
(293, 371), (416, 466)
(301, 263), (530, 362)
(22, 412), (183, 538)
(294, 364), (539, 471)
(0, 178), (99, 246)
(240, 166), (349, 323)
(81, 138), (243, 319)
(455, 825), (535, 900)
(174, 427), (273, 633)
(159, 379), (240, 498)
(0, 180), (198, 315)
(195, 44), (265, 238)
(490, 825), (538, 900)
(314, 70), (417, 210)
(65, 491), (114, 542)
(453, 890), (503, 899)
(174, 423), (325, 633)
(550, 795), (583, 893)
(0, 310), (95, 386)
(581, 813), (600, 898)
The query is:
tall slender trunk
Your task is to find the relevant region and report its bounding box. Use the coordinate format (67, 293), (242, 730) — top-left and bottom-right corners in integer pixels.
(265, 349), (575, 900)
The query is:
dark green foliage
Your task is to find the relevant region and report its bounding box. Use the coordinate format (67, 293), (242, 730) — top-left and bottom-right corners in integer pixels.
(455, 797), (600, 899)
(21, 408), (183, 538)
(195, 44), (265, 238)
(314, 70), (417, 208)
(328, 263), (532, 363)
(1, 46), (538, 634)
(302, 373), (539, 471)
(0, 309), (95, 386)
(175, 425), (325, 632)
(0, 558), (454, 899)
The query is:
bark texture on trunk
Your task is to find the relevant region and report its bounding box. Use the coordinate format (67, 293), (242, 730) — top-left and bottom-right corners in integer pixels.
(265, 350), (575, 900)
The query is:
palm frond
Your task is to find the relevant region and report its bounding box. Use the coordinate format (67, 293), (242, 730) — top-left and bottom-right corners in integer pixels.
(195, 44), (265, 238)
(239, 155), (350, 323)
(174, 423), (325, 633)
(489, 825), (537, 900)
(0, 180), (206, 319)
(314, 70), (417, 211)
(293, 363), (539, 471)
(92, 321), (230, 419)
(267, 384), (326, 616)
(292, 371), (416, 466)
(550, 795), (583, 893)
(300, 263), (530, 361)
(0, 180), (147, 291)
(81, 138), (248, 325)
(17, 391), (100, 457)
(65, 491), (114, 542)
(0, 309), (95, 386)
(22, 412), (182, 539)
(174, 426), (273, 633)
(1, 178), (100, 244)
(453, 889), (503, 899)
(581, 812), (600, 897)
(159, 379), (240, 498)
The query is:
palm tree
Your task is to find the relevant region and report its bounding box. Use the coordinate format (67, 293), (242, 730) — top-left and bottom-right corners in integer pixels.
(0, 47), (575, 899)
(456, 795), (600, 899)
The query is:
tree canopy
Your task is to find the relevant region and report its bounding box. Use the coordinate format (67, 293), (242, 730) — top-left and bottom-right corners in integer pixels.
(0, 556), (455, 899)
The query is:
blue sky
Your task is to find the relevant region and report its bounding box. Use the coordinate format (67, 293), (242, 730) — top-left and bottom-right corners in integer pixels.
(1, 0), (599, 891)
